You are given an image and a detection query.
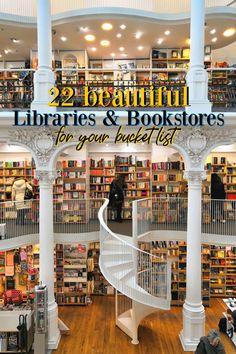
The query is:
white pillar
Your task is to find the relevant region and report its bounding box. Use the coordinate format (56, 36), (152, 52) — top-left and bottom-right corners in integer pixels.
(31, 0), (55, 112)
(180, 171), (205, 351)
(36, 170), (60, 350)
(186, 0), (211, 113)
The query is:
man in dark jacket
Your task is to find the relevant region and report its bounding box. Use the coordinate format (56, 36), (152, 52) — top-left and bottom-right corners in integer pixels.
(195, 330), (226, 354)
(211, 173), (226, 223)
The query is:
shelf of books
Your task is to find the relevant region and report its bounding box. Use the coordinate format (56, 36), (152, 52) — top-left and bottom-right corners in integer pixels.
(139, 240), (210, 306)
(55, 244), (88, 305)
(54, 159), (88, 223)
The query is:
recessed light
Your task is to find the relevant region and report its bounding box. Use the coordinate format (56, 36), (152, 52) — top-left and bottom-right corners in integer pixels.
(0, 54), (2, 58)
(119, 47), (125, 51)
(186, 38), (191, 45)
(85, 34), (95, 41)
(164, 30), (170, 35)
(137, 46), (143, 50)
(210, 29), (216, 34)
(91, 47), (96, 52)
(80, 26), (89, 32)
(157, 38), (164, 45)
(135, 32), (142, 39)
(120, 24), (126, 30)
(212, 37), (217, 42)
(101, 23), (113, 31)
(100, 40), (110, 46)
(116, 33), (122, 38)
(223, 28), (236, 37)
(11, 38), (20, 43)
(121, 53), (127, 57)
(60, 36), (67, 42)
(4, 49), (9, 54)
(110, 53), (115, 57)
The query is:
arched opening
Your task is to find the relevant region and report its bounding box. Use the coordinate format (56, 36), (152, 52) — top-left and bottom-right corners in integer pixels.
(0, 142), (39, 305)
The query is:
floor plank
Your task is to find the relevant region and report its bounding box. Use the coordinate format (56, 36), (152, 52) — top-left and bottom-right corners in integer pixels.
(54, 297), (236, 354)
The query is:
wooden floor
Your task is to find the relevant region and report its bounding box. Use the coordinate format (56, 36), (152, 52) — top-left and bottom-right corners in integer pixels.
(54, 297), (236, 354)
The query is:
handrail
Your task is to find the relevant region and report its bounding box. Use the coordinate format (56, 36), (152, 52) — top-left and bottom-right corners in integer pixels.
(98, 198), (162, 259)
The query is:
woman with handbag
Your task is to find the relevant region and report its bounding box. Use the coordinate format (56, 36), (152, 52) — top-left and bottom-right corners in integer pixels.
(12, 177), (33, 225)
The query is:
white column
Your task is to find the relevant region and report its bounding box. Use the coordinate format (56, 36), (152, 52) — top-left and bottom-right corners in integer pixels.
(186, 0), (211, 113)
(180, 171), (205, 351)
(31, 0), (55, 112)
(36, 170), (60, 350)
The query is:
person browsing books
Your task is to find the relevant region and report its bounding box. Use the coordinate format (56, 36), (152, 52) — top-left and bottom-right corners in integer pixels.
(109, 175), (126, 223)
(12, 177), (33, 225)
(195, 330), (226, 354)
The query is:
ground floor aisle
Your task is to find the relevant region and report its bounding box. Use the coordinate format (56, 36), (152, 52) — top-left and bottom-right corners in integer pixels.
(54, 297), (236, 354)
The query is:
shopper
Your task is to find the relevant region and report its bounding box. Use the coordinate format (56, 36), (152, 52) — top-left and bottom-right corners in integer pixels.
(195, 330), (226, 354)
(109, 175), (125, 223)
(211, 173), (226, 223)
(12, 177), (33, 225)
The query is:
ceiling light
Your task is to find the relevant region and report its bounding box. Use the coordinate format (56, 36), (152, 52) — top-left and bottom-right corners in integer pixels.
(137, 46), (143, 50)
(121, 53), (127, 57)
(110, 53), (115, 57)
(101, 23), (113, 31)
(157, 38), (164, 45)
(91, 47), (96, 52)
(11, 38), (20, 43)
(135, 32), (142, 39)
(4, 49), (9, 54)
(116, 33), (122, 38)
(186, 38), (191, 45)
(100, 40), (110, 46)
(0, 54), (2, 58)
(120, 24), (126, 30)
(164, 30), (170, 35)
(210, 29), (216, 34)
(80, 26), (89, 32)
(212, 37), (217, 42)
(85, 34), (95, 41)
(119, 47), (125, 51)
(223, 28), (236, 37)
(60, 36), (67, 42)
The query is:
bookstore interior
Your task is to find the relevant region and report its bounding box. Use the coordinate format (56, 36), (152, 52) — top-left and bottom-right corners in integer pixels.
(1, 0), (236, 353)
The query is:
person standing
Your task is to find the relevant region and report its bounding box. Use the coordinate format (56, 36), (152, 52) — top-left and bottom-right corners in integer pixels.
(211, 173), (226, 223)
(12, 177), (33, 225)
(109, 175), (125, 223)
(195, 330), (226, 354)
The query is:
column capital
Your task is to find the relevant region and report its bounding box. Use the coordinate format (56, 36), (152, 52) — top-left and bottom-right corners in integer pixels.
(184, 170), (206, 184)
(35, 170), (58, 185)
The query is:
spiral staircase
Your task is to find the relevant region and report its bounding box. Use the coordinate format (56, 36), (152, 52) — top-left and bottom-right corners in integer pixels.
(98, 200), (172, 344)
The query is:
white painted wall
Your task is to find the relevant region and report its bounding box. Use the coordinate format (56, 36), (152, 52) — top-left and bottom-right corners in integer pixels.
(212, 41), (236, 66)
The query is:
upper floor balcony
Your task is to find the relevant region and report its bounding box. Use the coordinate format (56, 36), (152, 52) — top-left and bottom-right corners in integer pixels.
(0, 0), (235, 18)
(0, 67), (236, 111)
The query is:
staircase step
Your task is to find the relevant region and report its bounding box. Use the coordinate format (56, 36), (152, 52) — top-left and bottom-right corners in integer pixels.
(105, 260), (133, 272)
(112, 268), (134, 281)
(101, 252), (133, 261)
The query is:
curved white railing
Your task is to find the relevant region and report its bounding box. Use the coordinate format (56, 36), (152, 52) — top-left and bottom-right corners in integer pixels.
(0, 0), (234, 18)
(133, 197), (236, 246)
(98, 198), (171, 308)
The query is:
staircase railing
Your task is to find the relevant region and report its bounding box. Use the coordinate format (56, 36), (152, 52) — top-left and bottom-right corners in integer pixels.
(98, 198), (171, 308)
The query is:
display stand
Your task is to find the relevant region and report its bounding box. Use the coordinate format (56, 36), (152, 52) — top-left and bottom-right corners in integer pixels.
(34, 284), (48, 354)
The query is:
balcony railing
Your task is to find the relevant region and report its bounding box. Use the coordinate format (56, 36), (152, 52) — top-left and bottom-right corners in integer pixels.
(0, 70), (34, 110)
(0, 0), (234, 18)
(133, 197), (236, 241)
(0, 198), (102, 241)
(0, 68), (236, 111)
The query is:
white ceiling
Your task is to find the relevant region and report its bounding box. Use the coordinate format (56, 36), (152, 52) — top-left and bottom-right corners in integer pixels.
(0, 15), (236, 61)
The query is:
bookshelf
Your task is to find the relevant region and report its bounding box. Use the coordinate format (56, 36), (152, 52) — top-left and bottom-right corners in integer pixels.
(139, 240), (210, 306)
(55, 244), (88, 306)
(88, 242), (114, 295)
